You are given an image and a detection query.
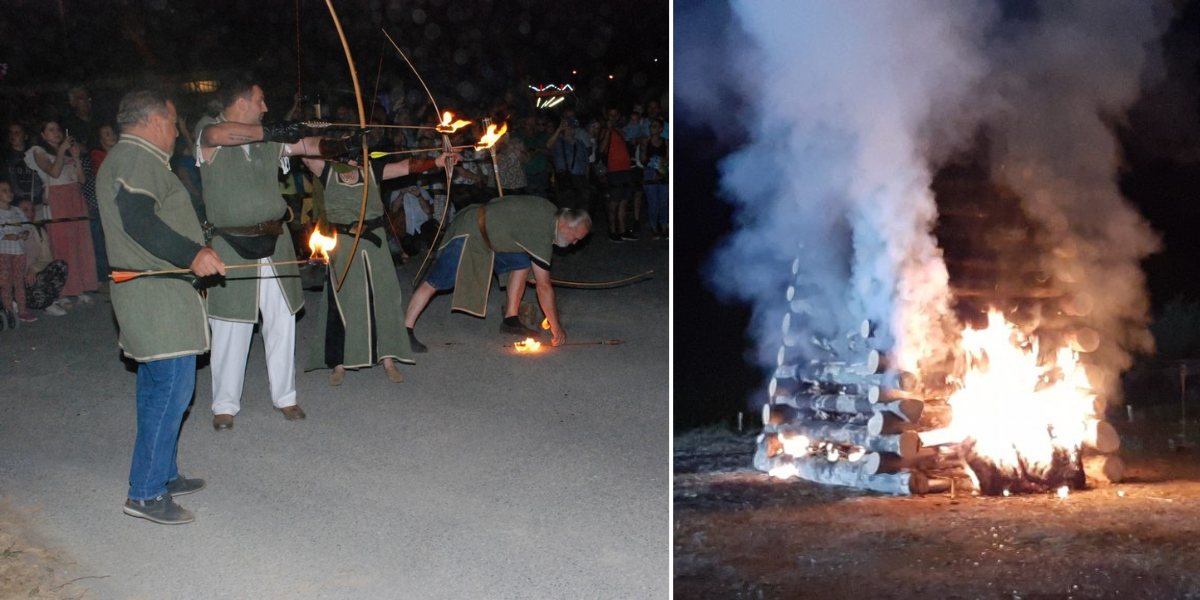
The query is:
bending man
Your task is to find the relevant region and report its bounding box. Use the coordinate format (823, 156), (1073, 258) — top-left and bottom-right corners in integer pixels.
(404, 195), (591, 350)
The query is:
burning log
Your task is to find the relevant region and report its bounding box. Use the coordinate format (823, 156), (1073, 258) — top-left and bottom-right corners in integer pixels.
(866, 385), (923, 403)
(769, 366), (916, 402)
(917, 402), (954, 429)
(1083, 454), (1125, 484)
(917, 427), (963, 448)
(1060, 293), (1095, 317)
(769, 395), (924, 424)
(773, 363), (917, 391)
(959, 439), (1085, 495)
(759, 452), (875, 485)
(1083, 419), (1120, 454)
(862, 471), (929, 495)
(1069, 327), (1101, 353)
(759, 452), (925, 494)
(859, 319), (875, 339)
(949, 286), (1065, 300)
(776, 420), (920, 458)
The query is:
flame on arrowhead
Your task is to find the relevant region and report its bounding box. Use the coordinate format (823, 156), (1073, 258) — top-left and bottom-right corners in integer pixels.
(474, 122), (508, 150)
(436, 111), (472, 134)
(308, 228), (338, 262)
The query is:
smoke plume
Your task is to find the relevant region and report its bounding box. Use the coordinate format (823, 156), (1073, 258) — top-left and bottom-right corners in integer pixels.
(678, 0), (1172, 406)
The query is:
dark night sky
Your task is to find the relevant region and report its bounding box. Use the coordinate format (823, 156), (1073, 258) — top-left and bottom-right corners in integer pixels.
(0, 0), (668, 123)
(676, 2), (1200, 428)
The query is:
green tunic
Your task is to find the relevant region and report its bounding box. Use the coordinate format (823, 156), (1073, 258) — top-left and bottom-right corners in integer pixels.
(96, 134), (209, 361)
(439, 195), (558, 317)
(306, 164), (413, 370)
(195, 114), (303, 322)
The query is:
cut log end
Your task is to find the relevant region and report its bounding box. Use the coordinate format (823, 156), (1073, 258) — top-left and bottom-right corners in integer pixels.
(1083, 454), (1125, 484)
(1084, 420), (1120, 454)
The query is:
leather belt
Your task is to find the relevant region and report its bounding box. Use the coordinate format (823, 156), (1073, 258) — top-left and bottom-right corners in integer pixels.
(331, 216), (387, 248)
(477, 205), (493, 250)
(218, 219), (284, 237)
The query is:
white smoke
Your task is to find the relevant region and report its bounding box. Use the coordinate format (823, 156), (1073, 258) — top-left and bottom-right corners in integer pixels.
(972, 2), (1171, 380)
(696, 1), (991, 373)
(678, 0), (1173, 404)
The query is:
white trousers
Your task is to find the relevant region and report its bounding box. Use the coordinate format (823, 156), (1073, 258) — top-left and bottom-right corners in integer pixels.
(209, 260), (297, 416)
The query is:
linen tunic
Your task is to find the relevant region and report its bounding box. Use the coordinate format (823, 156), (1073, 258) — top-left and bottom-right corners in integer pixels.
(195, 114), (303, 322)
(438, 195), (557, 317)
(96, 134), (209, 361)
(306, 163), (413, 370)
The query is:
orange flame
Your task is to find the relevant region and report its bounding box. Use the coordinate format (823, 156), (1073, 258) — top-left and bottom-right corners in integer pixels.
(308, 229), (338, 262)
(541, 318), (550, 330)
(474, 122), (508, 150)
(514, 337), (542, 352)
(946, 310), (1096, 488)
(436, 111), (472, 134)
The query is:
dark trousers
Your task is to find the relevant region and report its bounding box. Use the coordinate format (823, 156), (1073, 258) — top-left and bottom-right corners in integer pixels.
(554, 172), (590, 211)
(25, 260), (67, 310)
(88, 207), (109, 283)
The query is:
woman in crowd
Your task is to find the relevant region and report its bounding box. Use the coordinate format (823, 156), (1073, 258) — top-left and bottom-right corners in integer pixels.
(640, 118), (669, 240)
(5, 123), (43, 209)
(25, 119), (98, 305)
(83, 123), (116, 288)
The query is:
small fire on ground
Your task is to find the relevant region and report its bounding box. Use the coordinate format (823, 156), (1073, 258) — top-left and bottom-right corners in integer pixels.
(515, 338), (541, 352)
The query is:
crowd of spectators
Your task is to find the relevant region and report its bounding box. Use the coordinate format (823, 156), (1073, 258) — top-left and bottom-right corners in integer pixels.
(0, 77), (668, 331)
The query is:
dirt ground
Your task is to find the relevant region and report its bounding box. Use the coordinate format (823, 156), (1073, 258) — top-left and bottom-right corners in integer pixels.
(674, 418), (1200, 599)
(0, 501), (92, 599)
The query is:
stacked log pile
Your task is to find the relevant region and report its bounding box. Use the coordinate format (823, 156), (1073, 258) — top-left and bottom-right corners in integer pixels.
(754, 319), (953, 495)
(753, 153), (1126, 494)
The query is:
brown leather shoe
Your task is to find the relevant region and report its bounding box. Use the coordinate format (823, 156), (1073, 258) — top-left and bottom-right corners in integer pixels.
(213, 414), (234, 431)
(278, 405), (307, 421)
(385, 367), (403, 383)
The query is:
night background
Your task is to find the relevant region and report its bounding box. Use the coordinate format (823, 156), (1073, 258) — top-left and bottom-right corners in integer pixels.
(0, 0), (668, 127)
(676, 0), (1200, 429)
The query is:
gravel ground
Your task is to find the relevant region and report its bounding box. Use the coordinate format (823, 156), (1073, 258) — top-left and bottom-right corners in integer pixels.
(0, 233), (669, 599)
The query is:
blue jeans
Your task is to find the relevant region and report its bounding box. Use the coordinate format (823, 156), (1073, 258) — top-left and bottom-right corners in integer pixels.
(645, 184), (668, 227)
(129, 355), (196, 501)
(426, 237), (532, 290)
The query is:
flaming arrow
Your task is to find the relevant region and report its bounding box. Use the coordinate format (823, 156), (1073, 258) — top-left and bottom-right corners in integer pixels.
(110, 259), (317, 283)
(111, 229), (338, 284)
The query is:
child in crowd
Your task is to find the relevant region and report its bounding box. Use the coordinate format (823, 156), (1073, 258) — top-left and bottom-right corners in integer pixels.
(0, 181), (36, 328)
(16, 198), (67, 316)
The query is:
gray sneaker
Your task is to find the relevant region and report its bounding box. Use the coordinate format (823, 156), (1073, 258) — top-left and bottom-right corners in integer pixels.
(123, 495), (195, 525)
(166, 477), (206, 497)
